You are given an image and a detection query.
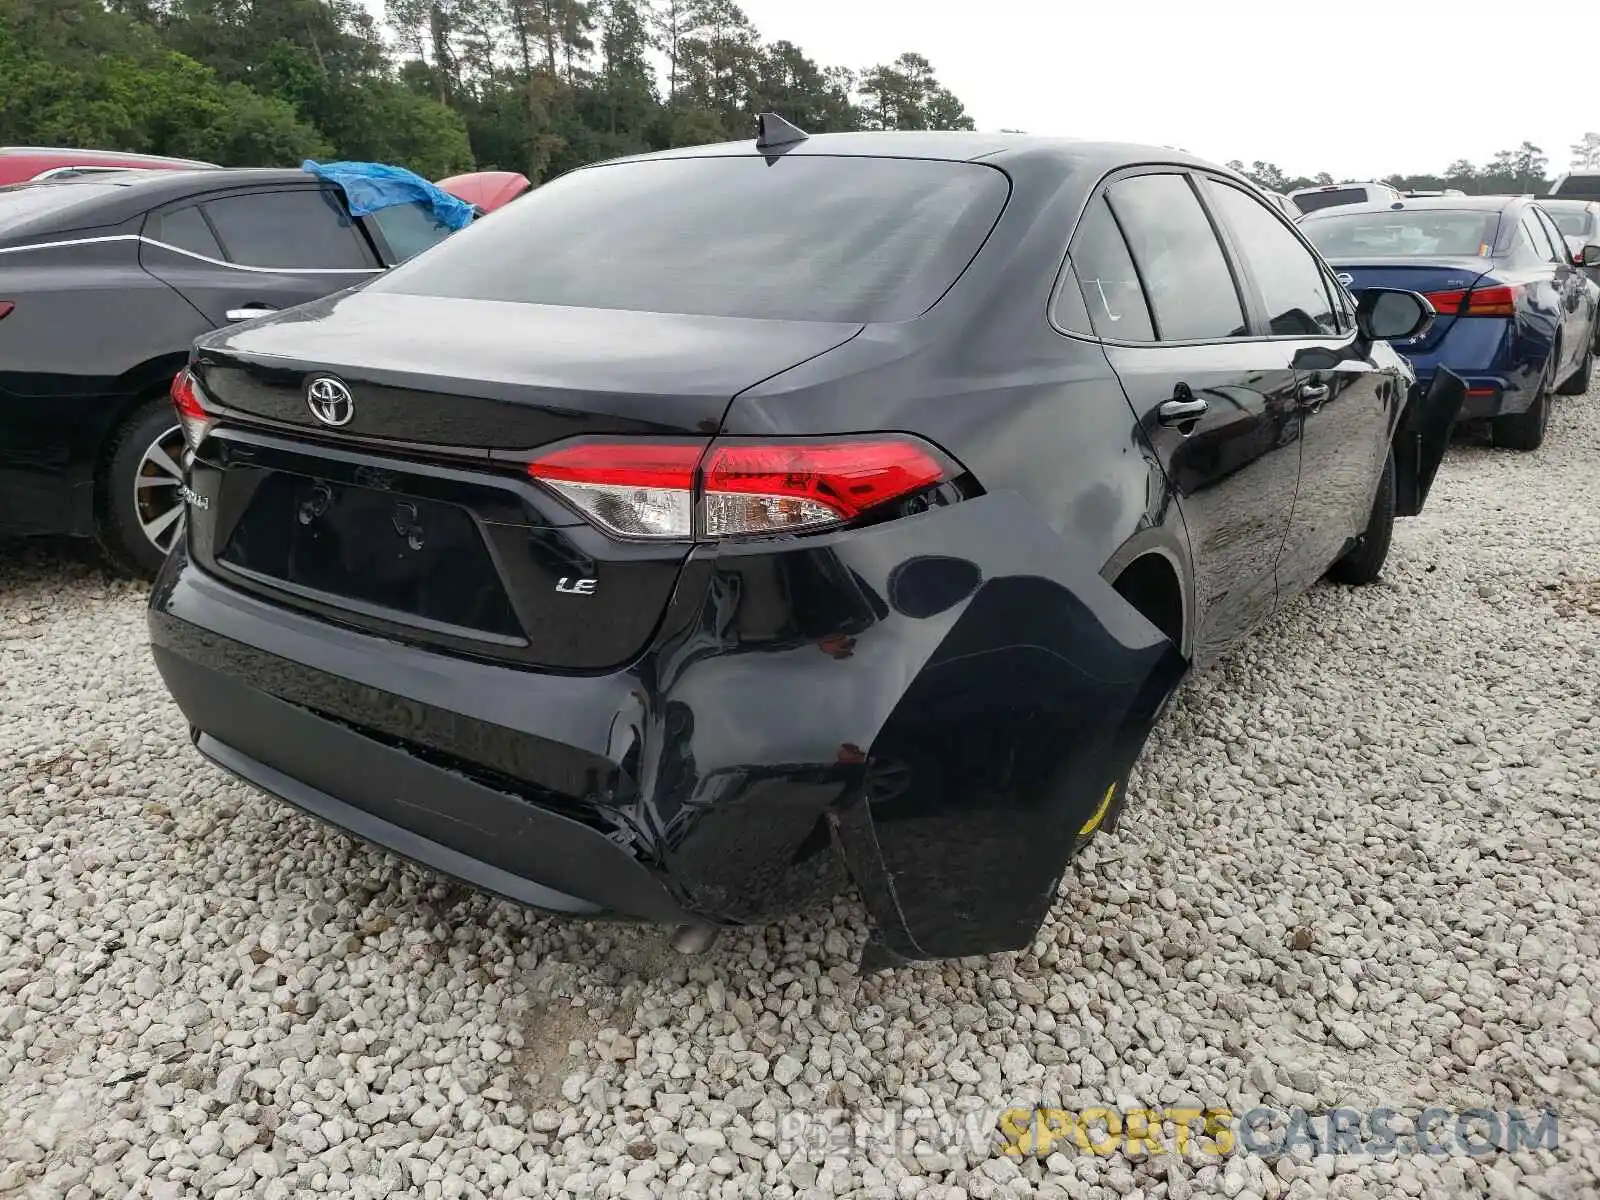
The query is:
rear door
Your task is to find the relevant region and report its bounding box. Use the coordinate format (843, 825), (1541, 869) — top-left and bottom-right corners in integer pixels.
(1079, 171), (1303, 666)
(1198, 175), (1396, 595)
(139, 184), (384, 328)
(1533, 205), (1597, 370)
(1513, 209), (1574, 378)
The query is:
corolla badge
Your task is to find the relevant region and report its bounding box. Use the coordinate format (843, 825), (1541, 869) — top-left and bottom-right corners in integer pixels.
(1336, 273), (1354, 286)
(305, 375), (355, 427)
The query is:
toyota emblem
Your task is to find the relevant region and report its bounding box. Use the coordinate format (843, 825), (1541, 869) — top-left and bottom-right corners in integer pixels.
(305, 375), (354, 427)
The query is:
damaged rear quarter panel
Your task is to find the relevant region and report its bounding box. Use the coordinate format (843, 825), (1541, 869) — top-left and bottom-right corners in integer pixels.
(648, 490), (1186, 961)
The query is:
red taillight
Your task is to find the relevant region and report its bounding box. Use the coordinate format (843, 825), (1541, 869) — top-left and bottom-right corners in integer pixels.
(1420, 284), (1519, 319)
(1421, 289), (1466, 316)
(526, 436), (957, 541)
(0, 301), (13, 321)
(1462, 284), (1518, 317)
(170, 367), (216, 450)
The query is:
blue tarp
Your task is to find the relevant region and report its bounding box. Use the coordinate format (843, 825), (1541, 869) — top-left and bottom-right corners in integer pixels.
(301, 160), (475, 232)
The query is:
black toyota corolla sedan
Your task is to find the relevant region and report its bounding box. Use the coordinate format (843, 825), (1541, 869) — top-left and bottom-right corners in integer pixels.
(148, 120), (1465, 969)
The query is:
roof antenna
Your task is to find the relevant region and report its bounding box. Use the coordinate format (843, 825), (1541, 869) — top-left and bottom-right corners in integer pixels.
(755, 113), (809, 151)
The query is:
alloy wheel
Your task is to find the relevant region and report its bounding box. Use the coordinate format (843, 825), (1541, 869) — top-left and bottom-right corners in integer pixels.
(132, 423), (187, 554)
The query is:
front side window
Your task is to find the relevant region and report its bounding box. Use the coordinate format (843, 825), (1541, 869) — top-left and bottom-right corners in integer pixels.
(1061, 196), (1154, 341)
(1106, 173), (1246, 342)
(200, 188), (377, 270)
(370, 155), (1010, 323)
(1204, 179), (1339, 337)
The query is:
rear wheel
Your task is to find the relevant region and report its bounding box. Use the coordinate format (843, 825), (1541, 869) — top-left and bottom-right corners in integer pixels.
(96, 399), (186, 577)
(1493, 359), (1552, 451)
(1327, 448), (1395, 586)
(1557, 336), (1593, 395)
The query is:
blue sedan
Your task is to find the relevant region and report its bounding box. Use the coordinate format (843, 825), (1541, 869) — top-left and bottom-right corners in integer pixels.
(1302, 195), (1600, 451)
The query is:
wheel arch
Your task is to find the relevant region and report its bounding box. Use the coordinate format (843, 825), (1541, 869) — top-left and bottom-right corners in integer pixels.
(1101, 532), (1194, 662)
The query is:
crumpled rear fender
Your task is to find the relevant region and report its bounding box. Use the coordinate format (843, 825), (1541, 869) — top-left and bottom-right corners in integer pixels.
(1395, 367), (1467, 517)
(654, 491), (1186, 964)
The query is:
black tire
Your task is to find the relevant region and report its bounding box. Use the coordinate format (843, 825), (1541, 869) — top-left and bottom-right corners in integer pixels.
(96, 398), (187, 578)
(1556, 337), (1593, 396)
(1327, 448), (1395, 586)
(1493, 359), (1551, 451)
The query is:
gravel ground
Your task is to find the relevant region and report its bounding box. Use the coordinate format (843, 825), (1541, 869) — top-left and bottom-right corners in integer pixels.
(3, 383), (1599, 1200)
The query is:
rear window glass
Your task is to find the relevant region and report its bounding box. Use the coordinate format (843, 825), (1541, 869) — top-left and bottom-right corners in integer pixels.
(1553, 175), (1600, 197)
(1547, 208), (1594, 237)
(369, 155), (1010, 323)
(1292, 188), (1369, 214)
(1301, 210), (1500, 258)
(369, 201), (457, 263)
(0, 182), (124, 231)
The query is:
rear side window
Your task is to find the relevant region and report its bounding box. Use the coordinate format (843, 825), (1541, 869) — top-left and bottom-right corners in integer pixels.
(1293, 188), (1368, 214)
(370, 155), (1010, 323)
(146, 204), (224, 259)
(1547, 208), (1594, 237)
(1106, 174), (1247, 342)
(200, 189), (377, 270)
(1061, 197), (1154, 341)
(1203, 179), (1340, 337)
(368, 201), (456, 263)
(1533, 208), (1572, 259)
(1519, 213), (1559, 264)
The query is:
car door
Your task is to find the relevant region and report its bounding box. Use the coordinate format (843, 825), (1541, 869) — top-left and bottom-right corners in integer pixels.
(1073, 171), (1302, 666)
(1533, 206), (1598, 360)
(138, 185), (385, 329)
(1197, 175), (1397, 596)
(1514, 209), (1578, 380)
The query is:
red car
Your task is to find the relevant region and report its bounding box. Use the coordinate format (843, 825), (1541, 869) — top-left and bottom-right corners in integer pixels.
(0, 147), (216, 186)
(436, 170), (531, 213)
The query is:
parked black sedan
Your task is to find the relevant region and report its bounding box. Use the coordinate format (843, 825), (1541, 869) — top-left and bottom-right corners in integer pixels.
(148, 123), (1465, 969)
(0, 168), (459, 573)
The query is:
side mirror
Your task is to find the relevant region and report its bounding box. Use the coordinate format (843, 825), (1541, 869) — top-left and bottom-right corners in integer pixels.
(1583, 244), (1600, 268)
(1354, 287), (1435, 343)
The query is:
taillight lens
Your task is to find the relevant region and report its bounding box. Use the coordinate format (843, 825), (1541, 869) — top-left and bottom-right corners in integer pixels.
(526, 436), (957, 541)
(1424, 283), (1519, 318)
(0, 301), (14, 321)
(170, 368), (216, 450)
(1462, 284), (1518, 317)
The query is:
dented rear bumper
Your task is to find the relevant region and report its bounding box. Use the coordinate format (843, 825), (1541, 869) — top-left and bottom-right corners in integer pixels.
(149, 491), (1185, 964)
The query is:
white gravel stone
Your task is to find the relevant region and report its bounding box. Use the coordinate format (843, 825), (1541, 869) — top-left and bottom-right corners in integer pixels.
(1, 387), (1598, 1199)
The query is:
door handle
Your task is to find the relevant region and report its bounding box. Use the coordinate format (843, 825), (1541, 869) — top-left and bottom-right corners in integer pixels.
(225, 305), (278, 322)
(1298, 382), (1330, 407)
(1157, 396), (1209, 425)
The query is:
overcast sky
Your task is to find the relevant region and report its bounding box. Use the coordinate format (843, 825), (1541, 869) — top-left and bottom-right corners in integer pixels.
(731, 0), (1590, 179)
(366, 0), (1593, 180)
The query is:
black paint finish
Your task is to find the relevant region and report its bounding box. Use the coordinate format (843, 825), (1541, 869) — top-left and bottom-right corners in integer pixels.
(147, 133), (1450, 964)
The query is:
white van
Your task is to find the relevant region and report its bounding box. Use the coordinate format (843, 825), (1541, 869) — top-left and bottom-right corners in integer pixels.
(1288, 181), (1403, 215)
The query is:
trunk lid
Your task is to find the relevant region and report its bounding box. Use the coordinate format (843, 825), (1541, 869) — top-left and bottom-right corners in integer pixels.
(185, 291), (864, 672)
(1327, 257), (1494, 352)
(192, 290), (864, 447)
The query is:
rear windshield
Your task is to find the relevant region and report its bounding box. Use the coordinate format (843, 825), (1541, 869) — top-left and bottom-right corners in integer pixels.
(0, 182), (124, 232)
(1293, 188), (1369, 214)
(369, 155), (1010, 323)
(1301, 209), (1500, 258)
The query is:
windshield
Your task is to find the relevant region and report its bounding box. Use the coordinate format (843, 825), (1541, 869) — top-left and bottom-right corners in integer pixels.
(1301, 209), (1500, 258)
(369, 155), (1011, 323)
(0, 182), (124, 232)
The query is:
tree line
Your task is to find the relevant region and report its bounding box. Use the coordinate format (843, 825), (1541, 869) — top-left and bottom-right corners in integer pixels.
(0, 0), (974, 181)
(1228, 135), (1600, 196)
